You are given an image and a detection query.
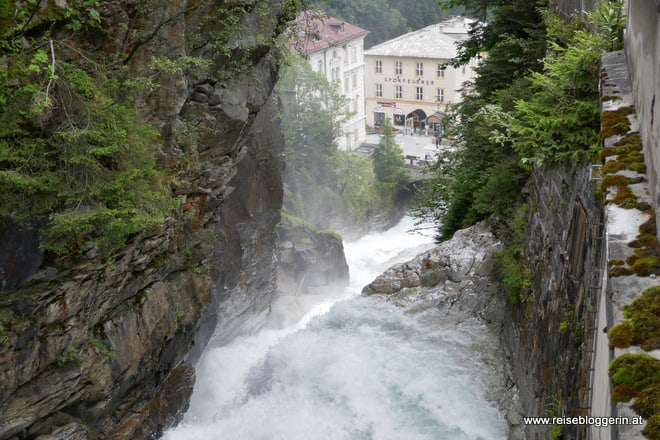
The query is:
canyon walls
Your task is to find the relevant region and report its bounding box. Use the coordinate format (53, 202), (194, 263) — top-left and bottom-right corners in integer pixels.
(0, 1), (295, 438)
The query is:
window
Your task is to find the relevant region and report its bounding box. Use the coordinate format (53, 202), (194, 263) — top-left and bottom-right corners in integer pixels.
(376, 84), (383, 97)
(416, 62), (423, 76)
(344, 76), (349, 92)
(353, 96), (358, 113)
(395, 85), (403, 99)
(375, 60), (382, 73)
(436, 88), (444, 102)
(318, 60), (323, 74)
(437, 63), (445, 77)
(395, 61), (402, 75)
(416, 86), (423, 100)
(352, 73), (357, 89)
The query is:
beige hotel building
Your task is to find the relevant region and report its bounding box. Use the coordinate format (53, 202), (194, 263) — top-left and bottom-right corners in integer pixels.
(364, 17), (478, 135)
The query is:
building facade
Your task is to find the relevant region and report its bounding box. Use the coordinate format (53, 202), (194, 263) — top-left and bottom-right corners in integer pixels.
(364, 17), (478, 135)
(291, 12), (369, 150)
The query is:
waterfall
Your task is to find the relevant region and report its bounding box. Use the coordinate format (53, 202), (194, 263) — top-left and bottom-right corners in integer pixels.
(163, 216), (507, 440)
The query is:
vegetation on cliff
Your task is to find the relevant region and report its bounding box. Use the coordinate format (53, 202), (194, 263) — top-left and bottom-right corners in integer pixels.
(0, 1), (173, 255)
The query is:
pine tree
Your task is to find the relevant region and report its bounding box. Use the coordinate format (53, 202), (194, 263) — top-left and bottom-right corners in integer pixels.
(373, 118), (409, 195)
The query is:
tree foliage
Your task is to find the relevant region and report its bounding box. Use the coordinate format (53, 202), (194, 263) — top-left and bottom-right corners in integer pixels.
(311, 0), (461, 47)
(373, 118), (409, 195)
(508, 3), (625, 167)
(415, 0), (625, 241)
(278, 54), (380, 227)
(0, 2), (172, 254)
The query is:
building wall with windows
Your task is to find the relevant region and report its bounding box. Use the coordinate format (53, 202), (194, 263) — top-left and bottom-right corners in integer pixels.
(291, 13), (369, 150)
(364, 17), (478, 135)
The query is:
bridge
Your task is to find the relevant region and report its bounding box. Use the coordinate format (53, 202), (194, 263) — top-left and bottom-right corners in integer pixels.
(357, 133), (444, 183)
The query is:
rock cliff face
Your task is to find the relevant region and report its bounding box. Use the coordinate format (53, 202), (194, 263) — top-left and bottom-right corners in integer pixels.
(277, 216), (349, 297)
(0, 1), (293, 439)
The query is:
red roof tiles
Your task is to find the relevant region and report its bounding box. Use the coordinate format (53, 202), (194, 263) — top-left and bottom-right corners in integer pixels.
(288, 11), (369, 55)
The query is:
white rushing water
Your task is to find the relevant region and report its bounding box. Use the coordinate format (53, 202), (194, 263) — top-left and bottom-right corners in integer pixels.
(163, 216), (507, 440)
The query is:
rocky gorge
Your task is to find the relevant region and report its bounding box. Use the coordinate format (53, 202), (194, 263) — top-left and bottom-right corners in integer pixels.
(1, 1), (654, 439)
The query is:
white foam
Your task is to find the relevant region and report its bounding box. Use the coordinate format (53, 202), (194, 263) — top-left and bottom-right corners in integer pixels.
(163, 217), (506, 440)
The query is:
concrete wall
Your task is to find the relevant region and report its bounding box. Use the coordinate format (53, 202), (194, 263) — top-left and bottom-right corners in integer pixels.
(625, 0), (660, 232)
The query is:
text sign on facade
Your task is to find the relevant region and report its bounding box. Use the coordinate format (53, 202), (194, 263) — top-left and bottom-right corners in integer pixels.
(384, 77), (435, 85)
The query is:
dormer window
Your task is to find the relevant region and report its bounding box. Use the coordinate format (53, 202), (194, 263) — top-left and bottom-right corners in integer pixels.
(330, 22), (345, 34)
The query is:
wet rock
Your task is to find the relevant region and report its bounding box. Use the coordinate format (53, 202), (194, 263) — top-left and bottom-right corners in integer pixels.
(190, 92), (208, 103)
(277, 216), (349, 296)
(34, 422), (90, 440)
(194, 83), (214, 95)
(362, 222), (501, 297)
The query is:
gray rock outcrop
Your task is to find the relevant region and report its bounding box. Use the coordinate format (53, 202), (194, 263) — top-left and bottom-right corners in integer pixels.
(362, 221), (501, 299)
(278, 216), (349, 296)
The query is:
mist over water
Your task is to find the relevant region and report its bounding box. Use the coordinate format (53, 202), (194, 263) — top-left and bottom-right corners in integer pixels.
(163, 217), (507, 440)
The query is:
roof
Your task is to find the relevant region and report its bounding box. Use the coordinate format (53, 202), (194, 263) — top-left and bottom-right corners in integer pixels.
(436, 16), (478, 41)
(364, 16), (477, 60)
(289, 11), (370, 55)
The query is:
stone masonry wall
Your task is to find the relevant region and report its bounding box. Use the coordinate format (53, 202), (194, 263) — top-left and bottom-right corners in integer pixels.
(502, 166), (604, 439)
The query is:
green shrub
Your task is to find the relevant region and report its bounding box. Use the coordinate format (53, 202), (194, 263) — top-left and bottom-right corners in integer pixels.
(634, 384), (660, 419)
(0, 5), (173, 255)
(494, 243), (533, 303)
(373, 118), (410, 196)
(609, 353), (660, 391)
(609, 321), (634, 348)
(643, 414), (660, 440)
